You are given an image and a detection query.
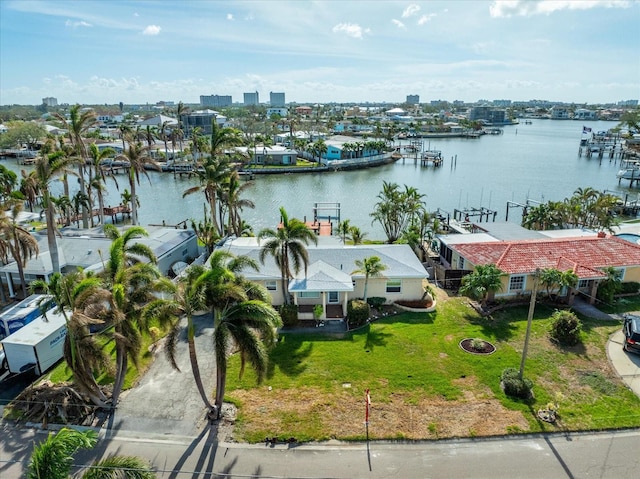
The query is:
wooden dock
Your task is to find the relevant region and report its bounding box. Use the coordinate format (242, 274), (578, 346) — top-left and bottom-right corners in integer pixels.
(420, 150), (443, 167)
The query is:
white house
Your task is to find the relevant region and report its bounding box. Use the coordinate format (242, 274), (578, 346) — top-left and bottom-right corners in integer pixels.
(219, 236), (428, 320)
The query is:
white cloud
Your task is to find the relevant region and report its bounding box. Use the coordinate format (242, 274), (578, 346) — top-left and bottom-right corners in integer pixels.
(332, 23), (369, 39)
(391, 19), (406, 29)
(65, 19), (92, 28)
(227, 13), (234, 20)
(490, 0), (630, 18)
(417, 14), (436, 25)
(142, 25), (161, 35)
(402, 4), (421, 18)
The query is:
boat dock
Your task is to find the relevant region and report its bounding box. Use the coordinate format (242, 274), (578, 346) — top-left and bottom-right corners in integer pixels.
(420, 150), (443, 167)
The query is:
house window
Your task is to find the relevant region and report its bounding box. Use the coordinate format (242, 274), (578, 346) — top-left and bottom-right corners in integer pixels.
(386, 280), (402, 293)
(458, 256), (465, 270)
(299, 291), (320, 299)
(328, 291), (339, 303)
(509, 275), (525, 292)
(578, 279), (589, 289)
(265, 281), (277, 291)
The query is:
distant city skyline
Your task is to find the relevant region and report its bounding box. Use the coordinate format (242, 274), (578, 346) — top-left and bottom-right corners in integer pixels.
(1, 1), (639, 106)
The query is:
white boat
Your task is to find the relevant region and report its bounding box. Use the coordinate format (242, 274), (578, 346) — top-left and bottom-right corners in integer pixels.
(617, 162), (640, 180)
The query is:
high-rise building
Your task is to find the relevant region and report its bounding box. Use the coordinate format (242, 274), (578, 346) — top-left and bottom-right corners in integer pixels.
(200, 95), (232, 107)
(42, 97), (58, 107)
(270, 91), (285, 107)
(244, 91), (259, 106)
(406, 94), (419, 105)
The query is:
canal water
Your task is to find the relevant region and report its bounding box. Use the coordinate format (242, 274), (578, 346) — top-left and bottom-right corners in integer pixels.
(2, 120), (636, 239)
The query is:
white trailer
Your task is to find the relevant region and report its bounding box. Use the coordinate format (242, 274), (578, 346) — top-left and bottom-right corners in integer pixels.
(0, 311), (67, 376)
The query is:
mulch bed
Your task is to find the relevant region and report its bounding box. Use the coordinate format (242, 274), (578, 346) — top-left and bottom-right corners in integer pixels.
(459, 338), (496, 355)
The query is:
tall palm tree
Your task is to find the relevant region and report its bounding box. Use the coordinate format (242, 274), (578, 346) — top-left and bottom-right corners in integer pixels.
(101, 224), (177, 406)
(258, 206), (317, 305)
(115, 134), (161, 225)
(352, 256), (387, 302)
(88, 143), (116, 227)
(193, 250), (281, 419)
(337, 219), (351, 243)
(0, 164), (17, 204)
(19, 169), (40, 212)
(0, 200), (39, 298)
(52, 104), (98, 229)
(32, 152), (81, 273)
(31, 271), (111, 407)
(222, 170), (255, 237)
(183, 155), (231, 237)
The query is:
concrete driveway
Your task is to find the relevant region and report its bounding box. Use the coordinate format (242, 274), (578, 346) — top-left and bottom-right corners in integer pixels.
(109, 313), (216, 438)
(607, 329), (640, 397)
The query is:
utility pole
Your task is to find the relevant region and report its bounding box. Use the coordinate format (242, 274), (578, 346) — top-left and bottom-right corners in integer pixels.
(519, 269), (540, 381)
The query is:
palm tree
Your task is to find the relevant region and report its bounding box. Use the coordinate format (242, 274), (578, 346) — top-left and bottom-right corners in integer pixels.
(115, 134), (161, 225)
(26, 427), (156, 479)
(32, 152), (81, 273)
(184, 155), (230, 236)
(352, 256), (387, 302)
(258, 206), (318, 305)
(52, 104), (98, 229)
(0, 200), (39, 298)
(31, 271), (111, 407)
(460, 264), (505, 308)
(337, 219), (351, 243)
(347, 225), (368, 245)
(101, 224), (175, 406)
(88, 143), (116, 227)
(193, 250), (281, 419)
(0, 164), (17, 204)
(19, 169), (40, 212)
(222, 170), (255, 236)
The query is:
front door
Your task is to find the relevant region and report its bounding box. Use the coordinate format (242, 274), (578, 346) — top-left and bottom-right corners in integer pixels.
(328, 291), (339, 303)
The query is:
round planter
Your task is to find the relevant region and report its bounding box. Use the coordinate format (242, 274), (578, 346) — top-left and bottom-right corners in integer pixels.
(459, 338), (496, 355)
(393, 300), (437, 313)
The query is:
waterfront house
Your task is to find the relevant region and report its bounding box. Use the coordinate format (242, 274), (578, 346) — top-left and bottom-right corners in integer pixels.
(180, 110), (227, 137)
(0, 226), (199, 298)
(436, 222), (640, 304)
(237, 145), (298, 166)
(219, 236), (429, 320)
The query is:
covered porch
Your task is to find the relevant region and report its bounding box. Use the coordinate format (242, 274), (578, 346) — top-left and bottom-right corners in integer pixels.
(289, 260), (353, 321)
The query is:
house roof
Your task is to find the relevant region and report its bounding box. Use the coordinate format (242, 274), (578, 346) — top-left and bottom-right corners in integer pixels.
(221, 237), (428, 281)
(452, 236), (640, 278)
(289, 260), (353, 292)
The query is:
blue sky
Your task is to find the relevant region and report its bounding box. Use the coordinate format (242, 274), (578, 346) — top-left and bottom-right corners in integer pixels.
(1, 0), (638, 106)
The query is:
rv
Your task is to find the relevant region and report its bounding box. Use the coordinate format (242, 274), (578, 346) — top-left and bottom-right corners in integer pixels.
(0, 294), (54, 341)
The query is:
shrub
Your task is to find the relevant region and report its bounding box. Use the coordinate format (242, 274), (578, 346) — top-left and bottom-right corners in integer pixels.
(549, 309), (582, 346)
(366, 297), (386, 309)
(347, 300), (370, 329)
(279, 304), (299, 327)
(501, 368), (533, 399)
(597, 278), (621, 304)
(619, 282), (640, 295)
(470, 338), (486, 351)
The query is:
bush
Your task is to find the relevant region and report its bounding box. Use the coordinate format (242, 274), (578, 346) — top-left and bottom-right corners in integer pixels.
(279, 304), (299, 327)
(366, 297), (386, 309)
(347, 300), (370, 329)
(501, 368), (533, 399)
(619, 282), (640, 295)
(549, 309), (582, 346)
(597, 279), (621, 304)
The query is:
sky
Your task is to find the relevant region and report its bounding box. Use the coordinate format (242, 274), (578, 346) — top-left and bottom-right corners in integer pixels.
(1, 0), (639, 106)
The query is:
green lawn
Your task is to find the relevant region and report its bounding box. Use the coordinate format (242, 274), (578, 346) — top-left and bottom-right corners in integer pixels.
(225, 296), (640, 442)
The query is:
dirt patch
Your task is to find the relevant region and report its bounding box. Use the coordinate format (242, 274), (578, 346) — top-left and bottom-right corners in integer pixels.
(227, 377), (529, 442)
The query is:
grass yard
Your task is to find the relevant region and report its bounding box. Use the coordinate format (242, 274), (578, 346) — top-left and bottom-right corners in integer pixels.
(225, 294), (640, 443)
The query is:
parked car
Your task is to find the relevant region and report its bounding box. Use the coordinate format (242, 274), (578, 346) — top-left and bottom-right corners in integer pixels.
(622, 314), (640, 354)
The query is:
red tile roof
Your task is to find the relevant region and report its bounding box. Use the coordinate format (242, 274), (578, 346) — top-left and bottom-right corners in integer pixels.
(453, 236), (640, 278)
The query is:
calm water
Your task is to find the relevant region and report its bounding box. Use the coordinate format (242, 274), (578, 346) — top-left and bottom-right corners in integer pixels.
(3, 120), (636, 238)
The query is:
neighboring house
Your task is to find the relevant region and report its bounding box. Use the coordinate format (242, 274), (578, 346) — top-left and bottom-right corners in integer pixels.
(437, 223), (640, 304)
(237, 145), (298, 166)
(221, 237), (429, 320)
(139, 114), (178, 127)
(0, 227), (199, 298)
(266, 107), (288, 118)
(180, 110), (227, 137)
(550, 106), (571, 120)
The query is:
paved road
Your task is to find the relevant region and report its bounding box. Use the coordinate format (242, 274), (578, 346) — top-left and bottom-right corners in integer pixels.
(2, 425), (639, 478)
